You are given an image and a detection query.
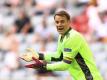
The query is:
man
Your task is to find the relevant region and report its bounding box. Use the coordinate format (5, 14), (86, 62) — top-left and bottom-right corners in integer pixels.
(20, 10), (103, 80)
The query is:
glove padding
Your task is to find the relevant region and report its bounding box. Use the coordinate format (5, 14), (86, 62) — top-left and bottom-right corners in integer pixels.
(20, 48), (39, 62)
(25, 57), (46, 69)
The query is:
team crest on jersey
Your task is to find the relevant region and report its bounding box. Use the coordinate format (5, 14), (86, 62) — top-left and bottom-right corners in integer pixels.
(64, 48), (72, 52)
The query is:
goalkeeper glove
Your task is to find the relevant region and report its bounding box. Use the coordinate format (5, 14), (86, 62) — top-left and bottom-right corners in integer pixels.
(20, 48), (39, 62)
(25, 57), (46, 69)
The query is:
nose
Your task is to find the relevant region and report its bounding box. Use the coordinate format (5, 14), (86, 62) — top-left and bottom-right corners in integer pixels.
(57, 22), (62, 26)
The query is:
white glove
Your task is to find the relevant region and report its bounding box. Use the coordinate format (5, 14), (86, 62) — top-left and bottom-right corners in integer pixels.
(20, 48), (39, 62)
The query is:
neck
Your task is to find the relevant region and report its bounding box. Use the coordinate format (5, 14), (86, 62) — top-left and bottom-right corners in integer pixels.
(61, 27), (71, 37)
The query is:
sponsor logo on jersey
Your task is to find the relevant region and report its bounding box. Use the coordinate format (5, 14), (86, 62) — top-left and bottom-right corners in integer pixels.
(64, 48), (72, 52)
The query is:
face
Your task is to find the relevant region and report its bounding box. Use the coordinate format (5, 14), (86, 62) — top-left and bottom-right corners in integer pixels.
(54, 15), (70, 36)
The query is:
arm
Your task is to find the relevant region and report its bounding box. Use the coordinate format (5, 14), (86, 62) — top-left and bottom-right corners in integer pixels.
(39, 36), (63, 62)
(23, 32), (82, 71)
(45, 34), (82, 71)
(46, 61), (71, 71)
(39, 51), (63, 62)
(25, 57), (71, 71)
(20, 36), (62, 62)
(25, 33), (82, 71)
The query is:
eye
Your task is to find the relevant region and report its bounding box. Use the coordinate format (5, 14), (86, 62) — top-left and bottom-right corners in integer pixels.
(55, 21), (59, 24)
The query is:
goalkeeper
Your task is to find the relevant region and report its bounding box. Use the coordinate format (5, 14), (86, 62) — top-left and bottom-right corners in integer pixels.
(20, 10), (103, 80)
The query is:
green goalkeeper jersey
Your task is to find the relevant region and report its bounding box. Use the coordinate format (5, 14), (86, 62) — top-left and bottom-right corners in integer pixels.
(40, 28), (103, 80)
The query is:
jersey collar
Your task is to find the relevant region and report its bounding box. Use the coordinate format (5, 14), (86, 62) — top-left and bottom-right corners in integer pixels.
(60, 28), (71, 42)
(64, 28), (71, 36)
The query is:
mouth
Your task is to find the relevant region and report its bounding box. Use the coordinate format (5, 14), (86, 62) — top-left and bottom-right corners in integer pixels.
(57, 27), (64, 34)
(57, 27), (64, 30)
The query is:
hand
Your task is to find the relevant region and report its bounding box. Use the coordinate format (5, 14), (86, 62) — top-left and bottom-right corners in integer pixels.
(20, 48), (39, 62)
(26, 48), (39, 59)
(20, 52), (33, 62)
(25, 57), (46, 69)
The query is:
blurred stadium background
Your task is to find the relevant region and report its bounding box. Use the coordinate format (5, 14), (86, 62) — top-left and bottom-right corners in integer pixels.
(0, 0), (107, 80)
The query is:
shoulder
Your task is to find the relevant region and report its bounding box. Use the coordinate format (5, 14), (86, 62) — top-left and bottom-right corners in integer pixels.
(69, 29), (83, 40)
(64, 29), (83, 48)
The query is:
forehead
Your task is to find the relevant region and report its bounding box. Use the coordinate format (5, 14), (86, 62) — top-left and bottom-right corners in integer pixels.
(54, 15), (67, 21)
